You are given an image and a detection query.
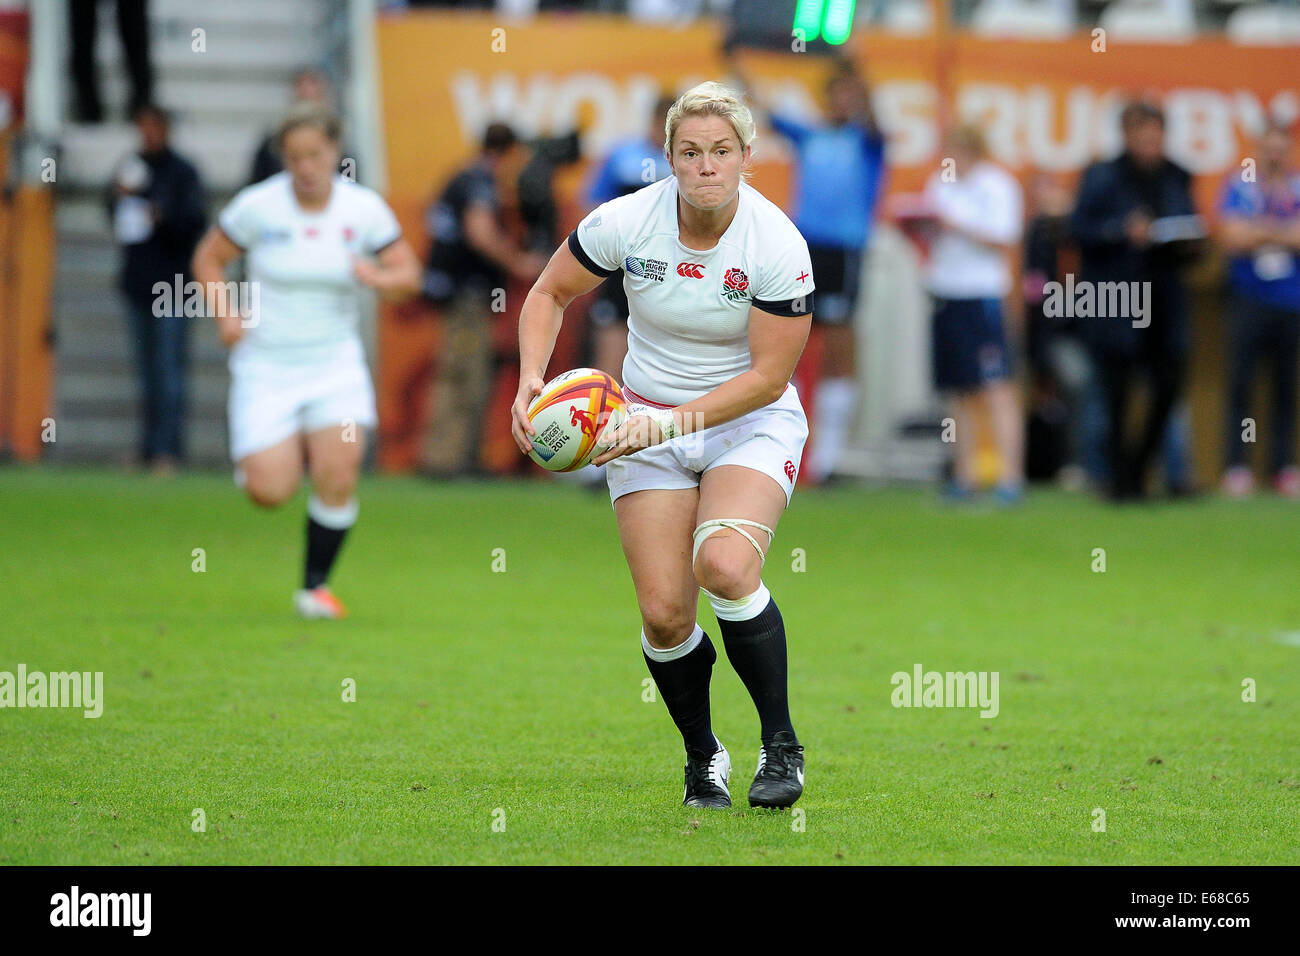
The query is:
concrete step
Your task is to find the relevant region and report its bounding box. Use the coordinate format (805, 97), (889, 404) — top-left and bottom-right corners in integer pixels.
(51, 0), (337, 465)
(59, 121), (263, 192)
(55, 329), (229, 367)
(149, 0), (328, 28)
(56, 362), (228, 404)
(96, 26), (326, 74)
(57, 392), (228, 424)
(45, 417), (229, 464)
(96, 73), (292, 126)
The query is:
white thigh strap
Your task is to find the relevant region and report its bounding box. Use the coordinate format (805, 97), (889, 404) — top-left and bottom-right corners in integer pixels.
(693, 518), (775, 567)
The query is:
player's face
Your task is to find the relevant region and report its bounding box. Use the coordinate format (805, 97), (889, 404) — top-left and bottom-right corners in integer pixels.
(283, 125), (341, 198)
(670, 115), (748, 211)
(1124, 119), (1164, 169)
(826, 78), (863, 124)
(1261, 130), (1292, 174)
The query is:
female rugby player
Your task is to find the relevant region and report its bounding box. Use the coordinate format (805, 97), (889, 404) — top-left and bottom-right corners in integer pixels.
(192, 103), (420, 619)
(511, 83), (815, 809)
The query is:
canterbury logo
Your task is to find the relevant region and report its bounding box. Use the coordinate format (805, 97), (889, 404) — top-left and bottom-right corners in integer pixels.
(784, 459), (796, 481)
(676, 262), (705, 279)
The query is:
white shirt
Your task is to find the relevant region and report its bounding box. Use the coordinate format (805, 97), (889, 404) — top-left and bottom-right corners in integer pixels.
(219, 172), (402, 363)
(571, 176), (814, 407)
(923, 161), (1023, 299)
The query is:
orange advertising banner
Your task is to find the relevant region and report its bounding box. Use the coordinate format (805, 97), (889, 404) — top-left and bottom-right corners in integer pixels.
(375, 11), (1299, 470)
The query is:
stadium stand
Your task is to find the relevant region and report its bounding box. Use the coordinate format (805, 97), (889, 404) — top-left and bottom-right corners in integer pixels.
(48, 0), (350, 465)
(1226, 3), (1300, 45)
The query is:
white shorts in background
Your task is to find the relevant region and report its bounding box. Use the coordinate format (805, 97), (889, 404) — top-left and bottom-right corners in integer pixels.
(227, 339), (377, 462)
(605, 383), (808, 507)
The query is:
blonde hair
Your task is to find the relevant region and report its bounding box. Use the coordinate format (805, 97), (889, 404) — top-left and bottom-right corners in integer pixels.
(948, 124), (989, 161)
(664, 82), (756, 159)
(277, 102), (342, 150)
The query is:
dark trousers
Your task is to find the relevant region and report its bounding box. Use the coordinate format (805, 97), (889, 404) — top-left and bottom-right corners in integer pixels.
(421, 288), (493, 475)
(125, 295), (188, 462)
(1094, 333), (1187, 498)
(1224, 292), (1300, 473)
(71, 0), (153, 121)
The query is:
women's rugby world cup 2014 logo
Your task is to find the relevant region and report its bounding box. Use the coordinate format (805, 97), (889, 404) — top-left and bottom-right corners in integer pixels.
(722, 268), (749, 302)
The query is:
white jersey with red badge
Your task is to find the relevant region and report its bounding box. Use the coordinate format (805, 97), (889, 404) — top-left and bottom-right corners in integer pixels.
(568, 176), (815, 407)
(218, 172), (402, 364)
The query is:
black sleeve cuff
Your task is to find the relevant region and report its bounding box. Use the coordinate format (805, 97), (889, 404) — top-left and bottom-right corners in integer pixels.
(216, 223), (247, 252)
(568, 229), (616, 278)
(370, 233), (402, 256)
(753, 292), (814, 317)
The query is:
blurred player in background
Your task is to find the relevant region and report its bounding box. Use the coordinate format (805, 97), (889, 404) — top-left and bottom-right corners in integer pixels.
(246, 67), (348, 186)
(191, 104), (421, 618)
(511, 83), (814, 810)
(925, 125), (1025, 503)
(730, 53), (886, 485)
(1217, 120), (1300, 498)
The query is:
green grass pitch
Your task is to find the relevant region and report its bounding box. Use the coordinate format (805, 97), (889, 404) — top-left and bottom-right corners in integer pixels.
(1, 467), (1297, 865)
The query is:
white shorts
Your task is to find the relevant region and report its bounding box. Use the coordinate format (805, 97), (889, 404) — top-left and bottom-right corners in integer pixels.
(605, 382), (808, 507)
(227, 339), (377, 462)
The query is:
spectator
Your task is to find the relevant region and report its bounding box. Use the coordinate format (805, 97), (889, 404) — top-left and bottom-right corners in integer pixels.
(924, 125), (1025, 503)
(70, 0), (154, 123)
(1071, 100), (1202, 501)
(732, 55), (887, 485)
(420, 123), (545, 476)
(1022, 172), (1086, 484)
(1217, 121), (1300, 498)
(247, 68), (348, 185)
(109, 104), (206, 473)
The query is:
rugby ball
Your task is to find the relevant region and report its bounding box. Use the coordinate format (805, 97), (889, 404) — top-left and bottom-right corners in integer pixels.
(526, 368), (626, 472)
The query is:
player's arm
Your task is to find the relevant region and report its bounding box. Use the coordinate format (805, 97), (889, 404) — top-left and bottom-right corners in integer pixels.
(465, 203), (545, 282)
(191, 225), (246, 347)
(679, 304), (812, 429)
(1218, 214), (1273, 254)
(591, 304), (812, 467)
(510, 239), (607, 453)
(352, 238), (422, 300)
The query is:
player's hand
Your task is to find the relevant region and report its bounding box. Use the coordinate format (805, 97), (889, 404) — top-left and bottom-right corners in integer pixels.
(590, 413), (667, 466)
(352, 256), (383, 289)
(511, 373), (546, 454)
(1125, 212), (1152, 247)
(217, 313), (244, 347)
(510, 253), (547, 283)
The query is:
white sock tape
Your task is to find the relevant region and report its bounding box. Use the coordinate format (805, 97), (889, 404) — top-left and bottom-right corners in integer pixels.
(641, 623), (705, 662)
(307, 494), (359, 530)
(708, 582), (772, 622)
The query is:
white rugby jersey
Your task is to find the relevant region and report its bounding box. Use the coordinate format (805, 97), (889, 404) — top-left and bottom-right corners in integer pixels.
(922, 160), (1022, 300)
(219, 172), (402, 361)
(569, 175), (815, 407)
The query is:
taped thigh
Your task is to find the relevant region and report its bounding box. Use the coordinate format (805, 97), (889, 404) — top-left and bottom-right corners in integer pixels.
(692, 518), (774, 568)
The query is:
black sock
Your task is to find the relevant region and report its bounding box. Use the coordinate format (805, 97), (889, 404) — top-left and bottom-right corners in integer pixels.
(717, 595), (796, 745)
(643, 629), (717, 757)
(304, 517), (350, 589)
